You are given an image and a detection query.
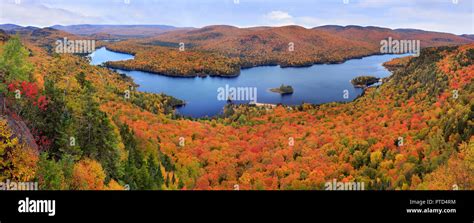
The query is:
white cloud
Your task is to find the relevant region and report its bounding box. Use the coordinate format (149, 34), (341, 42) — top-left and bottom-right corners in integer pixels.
(265, 11), (292, 21)
(0, 2), (103, 27)
(262, 10), (296, 26)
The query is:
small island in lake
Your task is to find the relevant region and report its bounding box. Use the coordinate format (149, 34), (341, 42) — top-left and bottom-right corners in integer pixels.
(270, 84), (294, 95)
(351, 76), (380, 88)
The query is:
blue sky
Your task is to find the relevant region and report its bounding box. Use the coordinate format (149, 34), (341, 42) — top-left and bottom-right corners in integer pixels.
(0, 0), (472, 34)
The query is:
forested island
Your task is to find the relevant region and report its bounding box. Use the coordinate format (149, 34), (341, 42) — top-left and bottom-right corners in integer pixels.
(270, 84), (294, 95)
(351, 76), (380, 88)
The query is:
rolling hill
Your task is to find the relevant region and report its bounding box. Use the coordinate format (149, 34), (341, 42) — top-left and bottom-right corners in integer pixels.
(146, 25), (379, 66)
(103, 25), (473, 77)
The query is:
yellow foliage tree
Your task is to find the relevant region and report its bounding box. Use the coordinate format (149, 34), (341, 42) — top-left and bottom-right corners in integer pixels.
(72, 158), (106, 190)
(7, 145), (38, 182)
(0, 119), (37, 181)
(106, 179), (125, 190)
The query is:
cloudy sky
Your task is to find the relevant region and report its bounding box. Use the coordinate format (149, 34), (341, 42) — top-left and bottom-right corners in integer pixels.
(0, 0), (472, 34)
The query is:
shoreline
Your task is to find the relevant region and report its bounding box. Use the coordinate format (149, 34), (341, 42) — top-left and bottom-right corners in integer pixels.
(92, 48), (405, 119)
(98, 46), (410, 79)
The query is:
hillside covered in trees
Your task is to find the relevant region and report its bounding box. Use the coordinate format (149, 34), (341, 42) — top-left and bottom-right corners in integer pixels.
(0, 28), (472, 190)
(104, 25), (472, 77)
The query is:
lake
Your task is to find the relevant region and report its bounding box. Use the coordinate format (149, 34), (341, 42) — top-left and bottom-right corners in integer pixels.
(90, 47), (408, 118)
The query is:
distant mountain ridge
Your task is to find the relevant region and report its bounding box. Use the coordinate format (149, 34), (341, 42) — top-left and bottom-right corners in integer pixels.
(49, 24), (192, 38)
(461, 34), (474, 40)
(313, 25), (472, 47)
(1, 24), (472, 42)
(0, 24), (24, 31)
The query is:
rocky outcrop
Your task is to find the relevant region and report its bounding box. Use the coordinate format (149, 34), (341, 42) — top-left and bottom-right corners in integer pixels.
(0, 95), (39, 154)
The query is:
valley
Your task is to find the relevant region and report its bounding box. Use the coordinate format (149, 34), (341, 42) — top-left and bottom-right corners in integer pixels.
(91, 47), (410, 117)
(0, 24), (472, 191)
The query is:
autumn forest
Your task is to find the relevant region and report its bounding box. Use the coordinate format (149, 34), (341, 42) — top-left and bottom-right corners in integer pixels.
(0, 19), (472, 191)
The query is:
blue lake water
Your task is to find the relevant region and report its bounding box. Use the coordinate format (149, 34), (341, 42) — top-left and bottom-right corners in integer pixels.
(90, 47), (408, 118)
(89, 47), (134, 65)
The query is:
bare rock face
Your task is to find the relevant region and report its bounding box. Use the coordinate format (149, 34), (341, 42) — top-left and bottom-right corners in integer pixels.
(0, 96), (39, 154)
(4, 115), (39, 154)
